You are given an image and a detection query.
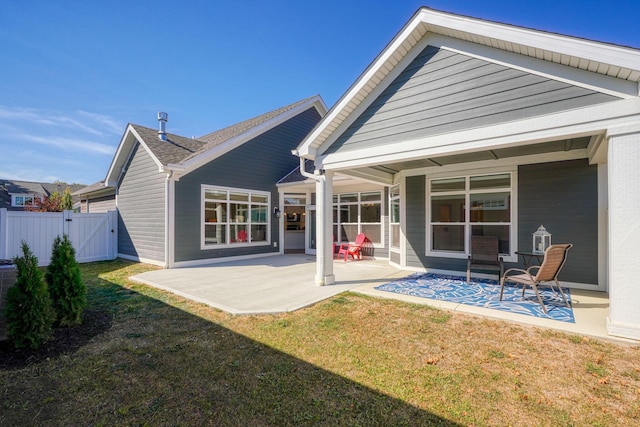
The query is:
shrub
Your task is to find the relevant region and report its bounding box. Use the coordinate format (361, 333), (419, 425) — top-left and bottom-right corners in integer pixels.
(5, 241), (54, 349)
(46, 235), (86, 326)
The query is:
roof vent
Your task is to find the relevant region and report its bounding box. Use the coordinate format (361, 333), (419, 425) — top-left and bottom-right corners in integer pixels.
(157, 112), (168, 141)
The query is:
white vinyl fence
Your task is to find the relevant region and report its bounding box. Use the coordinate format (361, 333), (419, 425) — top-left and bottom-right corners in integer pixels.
(0, 209), (118, 266)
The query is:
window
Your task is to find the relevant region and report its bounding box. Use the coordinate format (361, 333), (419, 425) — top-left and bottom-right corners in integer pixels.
(202, 186), (269, 247)
(12, 194), (34, 207)
(389, 185), (400, 249)
(333, 191), (382, 244)
(429, 173), (512, 256)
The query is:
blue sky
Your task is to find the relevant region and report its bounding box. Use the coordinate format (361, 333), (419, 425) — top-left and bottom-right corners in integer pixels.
(1, 0), (639, 185)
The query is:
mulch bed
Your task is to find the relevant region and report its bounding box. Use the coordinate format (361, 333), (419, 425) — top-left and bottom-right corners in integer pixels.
(0, 308), (112, 370)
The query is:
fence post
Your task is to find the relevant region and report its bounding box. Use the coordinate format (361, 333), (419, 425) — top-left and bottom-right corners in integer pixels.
(0, 208), (6, 259)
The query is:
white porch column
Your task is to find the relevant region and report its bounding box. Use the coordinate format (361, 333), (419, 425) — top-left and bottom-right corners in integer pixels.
(314, 170), (335, 286)
(606, 125), (640, 340)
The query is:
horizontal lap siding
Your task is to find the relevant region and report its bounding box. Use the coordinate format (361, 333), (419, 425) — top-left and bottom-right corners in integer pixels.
(174, 108), (322, 262)
(118, 145), (166, 263)
(517, 159), (598, 284)
(327, 46), (618, 154)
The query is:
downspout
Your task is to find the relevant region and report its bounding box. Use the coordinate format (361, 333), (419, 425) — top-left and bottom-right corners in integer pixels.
(292, 151), (335, 286)
(164, 170), (173, 269)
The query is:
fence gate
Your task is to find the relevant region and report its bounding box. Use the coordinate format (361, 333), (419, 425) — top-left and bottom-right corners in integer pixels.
(0, 209), (118, 266)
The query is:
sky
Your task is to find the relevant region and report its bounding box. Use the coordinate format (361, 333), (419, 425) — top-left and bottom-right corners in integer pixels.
(1, 0), (639, 186)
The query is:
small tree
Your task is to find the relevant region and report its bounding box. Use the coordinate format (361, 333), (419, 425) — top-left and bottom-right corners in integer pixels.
(5, 242), (54, 349)
(60, 187), (74, 211)
(46, 235), (86, 326)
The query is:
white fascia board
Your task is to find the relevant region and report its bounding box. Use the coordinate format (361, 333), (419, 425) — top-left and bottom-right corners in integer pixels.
(178, 97), (327, 177)
(104, 125), (165, 186)
(295, 11), (428, 158)
(427, 34), (637, 99)
(317, 98), (640, 170)
(421, 8), (640, 74)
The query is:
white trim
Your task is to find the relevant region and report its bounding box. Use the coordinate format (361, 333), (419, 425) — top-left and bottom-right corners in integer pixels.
(597, 163), (608, 292)
(607, 318), (640, 341)
(118, 253), (165, 267)
(425, 34), (637, 99)
(317, 99), (640, 171)
(171, 252), (278, 269)
(425, 169), (517, 263)
(105, 125), (165, 186)
(200, 184), (271, 249)
(171, 98), (327, 177)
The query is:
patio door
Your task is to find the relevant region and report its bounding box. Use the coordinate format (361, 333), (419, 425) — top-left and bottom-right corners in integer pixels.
(307, 205), (316, 255)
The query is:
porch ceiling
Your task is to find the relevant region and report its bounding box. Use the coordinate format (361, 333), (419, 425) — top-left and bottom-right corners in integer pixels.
(354, 136), (590, 174)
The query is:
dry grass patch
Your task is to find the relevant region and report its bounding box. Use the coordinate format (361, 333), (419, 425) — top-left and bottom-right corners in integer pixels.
(1, 260), (639, 426)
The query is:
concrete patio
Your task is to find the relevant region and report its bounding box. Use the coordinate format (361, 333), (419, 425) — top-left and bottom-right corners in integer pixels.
(130, 254), (632, 345)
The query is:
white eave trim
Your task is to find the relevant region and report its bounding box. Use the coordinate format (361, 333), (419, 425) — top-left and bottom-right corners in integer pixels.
(317, 98), (640, 170)
(176, 97), (327, 176)
(295, 7), (640, 158)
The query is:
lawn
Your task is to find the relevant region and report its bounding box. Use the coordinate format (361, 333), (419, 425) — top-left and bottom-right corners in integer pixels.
(1, 259), (639, 426)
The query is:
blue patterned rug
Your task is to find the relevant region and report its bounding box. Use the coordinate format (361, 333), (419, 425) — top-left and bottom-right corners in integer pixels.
(375, 273), (574, 323)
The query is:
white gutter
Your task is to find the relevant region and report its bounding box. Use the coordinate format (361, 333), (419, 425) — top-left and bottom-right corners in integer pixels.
(164, 170), (173, 269)
(292, 151), (335, 286)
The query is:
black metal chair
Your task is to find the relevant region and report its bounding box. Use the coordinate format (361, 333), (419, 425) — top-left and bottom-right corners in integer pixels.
(467, 235), (504, 284)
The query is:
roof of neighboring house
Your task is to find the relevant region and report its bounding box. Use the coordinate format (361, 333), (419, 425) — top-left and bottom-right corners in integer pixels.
(0, 179), (85, 209)
(105, 95), (327, 185)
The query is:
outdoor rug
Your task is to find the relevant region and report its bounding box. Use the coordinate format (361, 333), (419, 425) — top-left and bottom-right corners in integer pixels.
(375, 273), (575, 323)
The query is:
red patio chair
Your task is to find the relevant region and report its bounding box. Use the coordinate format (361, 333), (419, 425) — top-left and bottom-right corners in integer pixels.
(237, 229), (247, 242)
(338, 233), (366, 261)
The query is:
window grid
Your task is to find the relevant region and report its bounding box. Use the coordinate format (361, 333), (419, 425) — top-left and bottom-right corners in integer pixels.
(203, 186), (270, 247)
(333, 191), (382, 244)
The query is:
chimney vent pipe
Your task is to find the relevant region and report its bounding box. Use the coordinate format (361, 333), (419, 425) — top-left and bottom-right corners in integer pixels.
(157, 112), (168, 141)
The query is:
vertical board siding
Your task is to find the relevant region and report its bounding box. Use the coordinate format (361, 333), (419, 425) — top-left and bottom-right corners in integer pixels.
(327, 46), (619, 154)
(117, 145), (166, 263)
(518, 159), (598, 284)
(174, 108), (322, 262)
(0, 210), (117, 266)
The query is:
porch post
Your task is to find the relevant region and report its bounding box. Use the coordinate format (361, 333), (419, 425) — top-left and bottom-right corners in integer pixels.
(606, 125), (640, 340)
(314, 170), (335, 286)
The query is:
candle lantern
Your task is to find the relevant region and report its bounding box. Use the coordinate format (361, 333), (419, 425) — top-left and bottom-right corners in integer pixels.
(532, 225), (551, 254)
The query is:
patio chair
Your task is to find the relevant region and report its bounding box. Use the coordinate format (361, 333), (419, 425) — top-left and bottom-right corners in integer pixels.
(338, 233), (366, 261)
(499, 244), (573, 314)
(467, 235), (504, 284)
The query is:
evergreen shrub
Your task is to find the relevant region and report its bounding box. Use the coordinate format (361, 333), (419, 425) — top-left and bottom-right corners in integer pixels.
(46, 235), (86, 326)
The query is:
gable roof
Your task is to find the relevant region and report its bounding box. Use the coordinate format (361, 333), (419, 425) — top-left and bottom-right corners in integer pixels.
(296, 7), (640, 158)
(0, 179), (85, 209)
(105, 95), (327, 186)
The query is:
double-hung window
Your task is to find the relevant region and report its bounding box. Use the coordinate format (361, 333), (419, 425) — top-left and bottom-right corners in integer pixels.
(202, 186), (269, 247)
(12, 195), (34, 207)
(333, 191), (382, 244)
(429, 173), (512, 256)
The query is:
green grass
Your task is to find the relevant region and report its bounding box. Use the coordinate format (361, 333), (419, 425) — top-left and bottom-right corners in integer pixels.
(1, 259), (639, 426)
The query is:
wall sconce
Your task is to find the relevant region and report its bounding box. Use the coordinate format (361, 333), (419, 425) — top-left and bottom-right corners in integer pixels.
(273, 207), (281, 218)
(532, 225), (551, 254)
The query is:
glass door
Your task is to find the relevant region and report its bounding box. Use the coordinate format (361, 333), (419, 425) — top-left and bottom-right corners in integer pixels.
(307, 205), (316, 254)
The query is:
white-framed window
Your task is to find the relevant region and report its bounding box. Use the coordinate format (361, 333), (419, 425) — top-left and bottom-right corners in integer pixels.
(333, 191), (382, 245)
(202, 185), (270, 248)
(428, 172), (512, 257)
(389, 185), (400, 249)
(11, 194), (34, 207)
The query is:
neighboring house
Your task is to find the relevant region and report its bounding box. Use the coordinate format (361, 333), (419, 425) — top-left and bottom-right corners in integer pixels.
(72, 180), (116, 213)
(294, 8), (640, 340)
(0, 179), (84, 211)
(104, 95), (326, 267)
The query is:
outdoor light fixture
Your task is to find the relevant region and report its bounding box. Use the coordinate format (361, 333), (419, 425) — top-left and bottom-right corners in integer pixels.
(532, 225), (551, 254)
(273, 207), (281, 218)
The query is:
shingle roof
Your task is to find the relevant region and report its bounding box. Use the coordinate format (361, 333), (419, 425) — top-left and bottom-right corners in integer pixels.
(131, 96), (321, 167)
(0, 179), (85, 209)
(277, 159), (315, 184)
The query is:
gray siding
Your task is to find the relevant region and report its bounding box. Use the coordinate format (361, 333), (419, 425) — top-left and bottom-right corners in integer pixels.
(517, 159), (598, 284)
(118, 145), (166, 262)
(174, 108), (322, 262)
(86, 195), (116, 213)
(404, 159), (599, 285)
(327, 46), (619, 154)
(390, 251), (400, 264)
